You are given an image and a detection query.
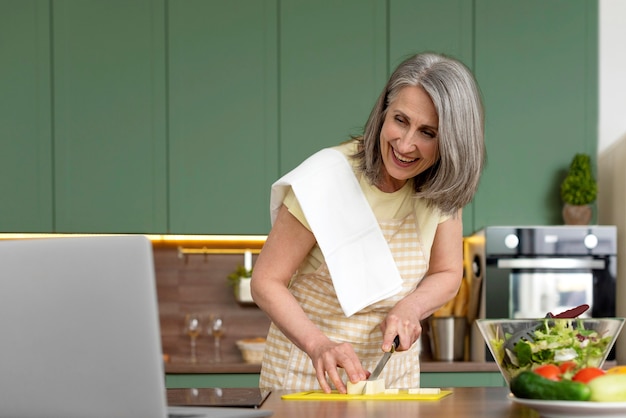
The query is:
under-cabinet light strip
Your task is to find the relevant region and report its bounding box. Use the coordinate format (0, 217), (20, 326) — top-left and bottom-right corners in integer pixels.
(0, 233), (267, 250)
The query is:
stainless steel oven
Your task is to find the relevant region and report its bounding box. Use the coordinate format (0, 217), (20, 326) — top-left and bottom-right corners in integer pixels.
(467, 225), (617, 360)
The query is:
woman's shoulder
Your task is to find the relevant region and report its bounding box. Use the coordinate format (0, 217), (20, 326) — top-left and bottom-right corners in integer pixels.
(330, 139), (359, 157)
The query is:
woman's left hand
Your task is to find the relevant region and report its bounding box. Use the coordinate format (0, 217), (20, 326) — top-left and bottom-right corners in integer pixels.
(308, 339), (367, 394)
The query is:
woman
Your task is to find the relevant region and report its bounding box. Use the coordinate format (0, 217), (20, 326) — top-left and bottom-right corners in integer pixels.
(251, 52), (485, 394)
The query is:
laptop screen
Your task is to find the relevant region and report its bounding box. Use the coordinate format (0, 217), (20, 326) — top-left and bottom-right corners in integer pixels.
(0, 236), (274, 418)
(0, 236), (172, 417)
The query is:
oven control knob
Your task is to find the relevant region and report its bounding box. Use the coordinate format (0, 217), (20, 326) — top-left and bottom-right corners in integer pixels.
(504, 234), (519, 249)
(584, 234), (598, 249)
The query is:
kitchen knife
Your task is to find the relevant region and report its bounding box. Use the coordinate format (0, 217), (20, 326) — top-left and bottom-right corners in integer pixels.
(368, 335), (400, 382)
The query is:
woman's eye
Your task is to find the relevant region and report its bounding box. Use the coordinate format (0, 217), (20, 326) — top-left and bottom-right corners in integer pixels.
(394, 115), (406, 124)
(422, 130), (436, 139)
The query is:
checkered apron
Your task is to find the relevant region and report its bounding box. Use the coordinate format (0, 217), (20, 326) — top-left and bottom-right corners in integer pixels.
(259, 212), (428, 390)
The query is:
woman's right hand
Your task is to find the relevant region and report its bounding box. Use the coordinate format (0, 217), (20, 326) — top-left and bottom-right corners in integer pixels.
(308, 339), (368, 394)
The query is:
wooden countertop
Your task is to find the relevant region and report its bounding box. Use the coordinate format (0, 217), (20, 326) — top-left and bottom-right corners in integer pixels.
(167, 386), (539, 417)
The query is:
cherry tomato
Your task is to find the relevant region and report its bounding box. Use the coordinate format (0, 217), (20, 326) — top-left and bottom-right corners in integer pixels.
(559, 361), (577, 374)
(533, 364), (561, 381)
(572, 367), (606, 383)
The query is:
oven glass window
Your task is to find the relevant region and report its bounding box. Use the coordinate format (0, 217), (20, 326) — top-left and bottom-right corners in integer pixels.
(510, 272), (593, 318)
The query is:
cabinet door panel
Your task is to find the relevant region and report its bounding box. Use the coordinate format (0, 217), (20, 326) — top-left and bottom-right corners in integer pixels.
(389, 0), (475, 235)
(389, 0), (472, 66)
(0, 0), (53, 232)
(53, 0), (167, 233)
(473, 0), (597, 228)
(168, 0), (278, 234)
(279, 0), (387, 173)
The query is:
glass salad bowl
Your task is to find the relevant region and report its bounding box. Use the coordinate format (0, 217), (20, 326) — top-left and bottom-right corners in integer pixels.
(476, 318), (624, 385)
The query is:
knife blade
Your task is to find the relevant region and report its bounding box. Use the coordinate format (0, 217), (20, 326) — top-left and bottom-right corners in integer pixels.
(368, 335), (400, 382)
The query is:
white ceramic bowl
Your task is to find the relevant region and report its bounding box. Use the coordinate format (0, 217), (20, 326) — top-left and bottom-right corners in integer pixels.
(476, 317), (624, 385)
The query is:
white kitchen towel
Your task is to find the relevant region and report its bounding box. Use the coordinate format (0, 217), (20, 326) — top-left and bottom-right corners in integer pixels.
(271, 148), (403, 317)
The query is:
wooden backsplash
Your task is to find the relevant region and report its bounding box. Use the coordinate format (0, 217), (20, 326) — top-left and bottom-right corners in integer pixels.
(155, 247), (270, 363)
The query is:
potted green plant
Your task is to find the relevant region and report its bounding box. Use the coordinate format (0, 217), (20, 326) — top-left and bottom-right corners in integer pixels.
(227, 265), (251, 285)
(227, 250), (255, 305)
(560, 153), (597, 225)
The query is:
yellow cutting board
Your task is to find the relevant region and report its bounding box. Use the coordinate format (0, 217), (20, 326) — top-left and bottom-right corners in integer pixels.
(281, 389), (452, 401)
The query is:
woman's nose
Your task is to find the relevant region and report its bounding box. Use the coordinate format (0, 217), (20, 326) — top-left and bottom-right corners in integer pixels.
(397, 130), (417, 151)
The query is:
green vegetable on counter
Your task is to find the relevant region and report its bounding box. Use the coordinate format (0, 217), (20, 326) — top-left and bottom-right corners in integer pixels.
(510, 371), (591, 401)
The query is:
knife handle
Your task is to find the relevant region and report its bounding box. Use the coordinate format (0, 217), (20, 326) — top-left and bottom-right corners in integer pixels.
(390, 335), (400, 353)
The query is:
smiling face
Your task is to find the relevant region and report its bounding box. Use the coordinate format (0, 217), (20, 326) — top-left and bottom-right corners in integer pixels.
(378, 85), (440, 192)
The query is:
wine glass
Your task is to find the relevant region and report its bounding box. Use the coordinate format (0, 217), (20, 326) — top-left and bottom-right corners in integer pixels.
(209, 315), (226, 362)
(183, 313), (202, 363)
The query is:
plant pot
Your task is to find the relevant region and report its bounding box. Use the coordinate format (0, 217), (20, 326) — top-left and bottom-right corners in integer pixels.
(234, 277), (256, 306)
(562, 203), (592, 225)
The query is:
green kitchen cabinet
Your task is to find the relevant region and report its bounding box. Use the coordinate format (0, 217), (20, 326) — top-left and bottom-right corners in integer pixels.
(472, 0), (598, 230)
(0, 1), (599, 235)
(278, 0), (387, 174)
(420, 372), (506, 388)
(52, 0), (167, 233)
(0, 0), (53, 232)
(164, 372), (505, 389)
(278, 0), (478, 234)
(166, 374), (261, 389)
(388, 0), (598, 234)
(389, 0), (473, 65)
(167, 0), (278, 235)
(278, 0), (479, 236)
(278, 0), (475, 170)
(388, 0), (475, 235)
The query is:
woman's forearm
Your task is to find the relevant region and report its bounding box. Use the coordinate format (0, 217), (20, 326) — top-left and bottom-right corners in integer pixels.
(408, 270), (463, 320)
(252, 277), (330, 355)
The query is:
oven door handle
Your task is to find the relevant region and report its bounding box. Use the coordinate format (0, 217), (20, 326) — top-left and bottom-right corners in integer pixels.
(497, 258), (605, 269)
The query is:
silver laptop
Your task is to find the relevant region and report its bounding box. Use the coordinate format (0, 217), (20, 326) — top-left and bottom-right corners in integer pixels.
(0, 235), (271, 418)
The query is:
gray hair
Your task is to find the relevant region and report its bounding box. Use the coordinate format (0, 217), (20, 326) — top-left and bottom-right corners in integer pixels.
(351, 52), (485, 215)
